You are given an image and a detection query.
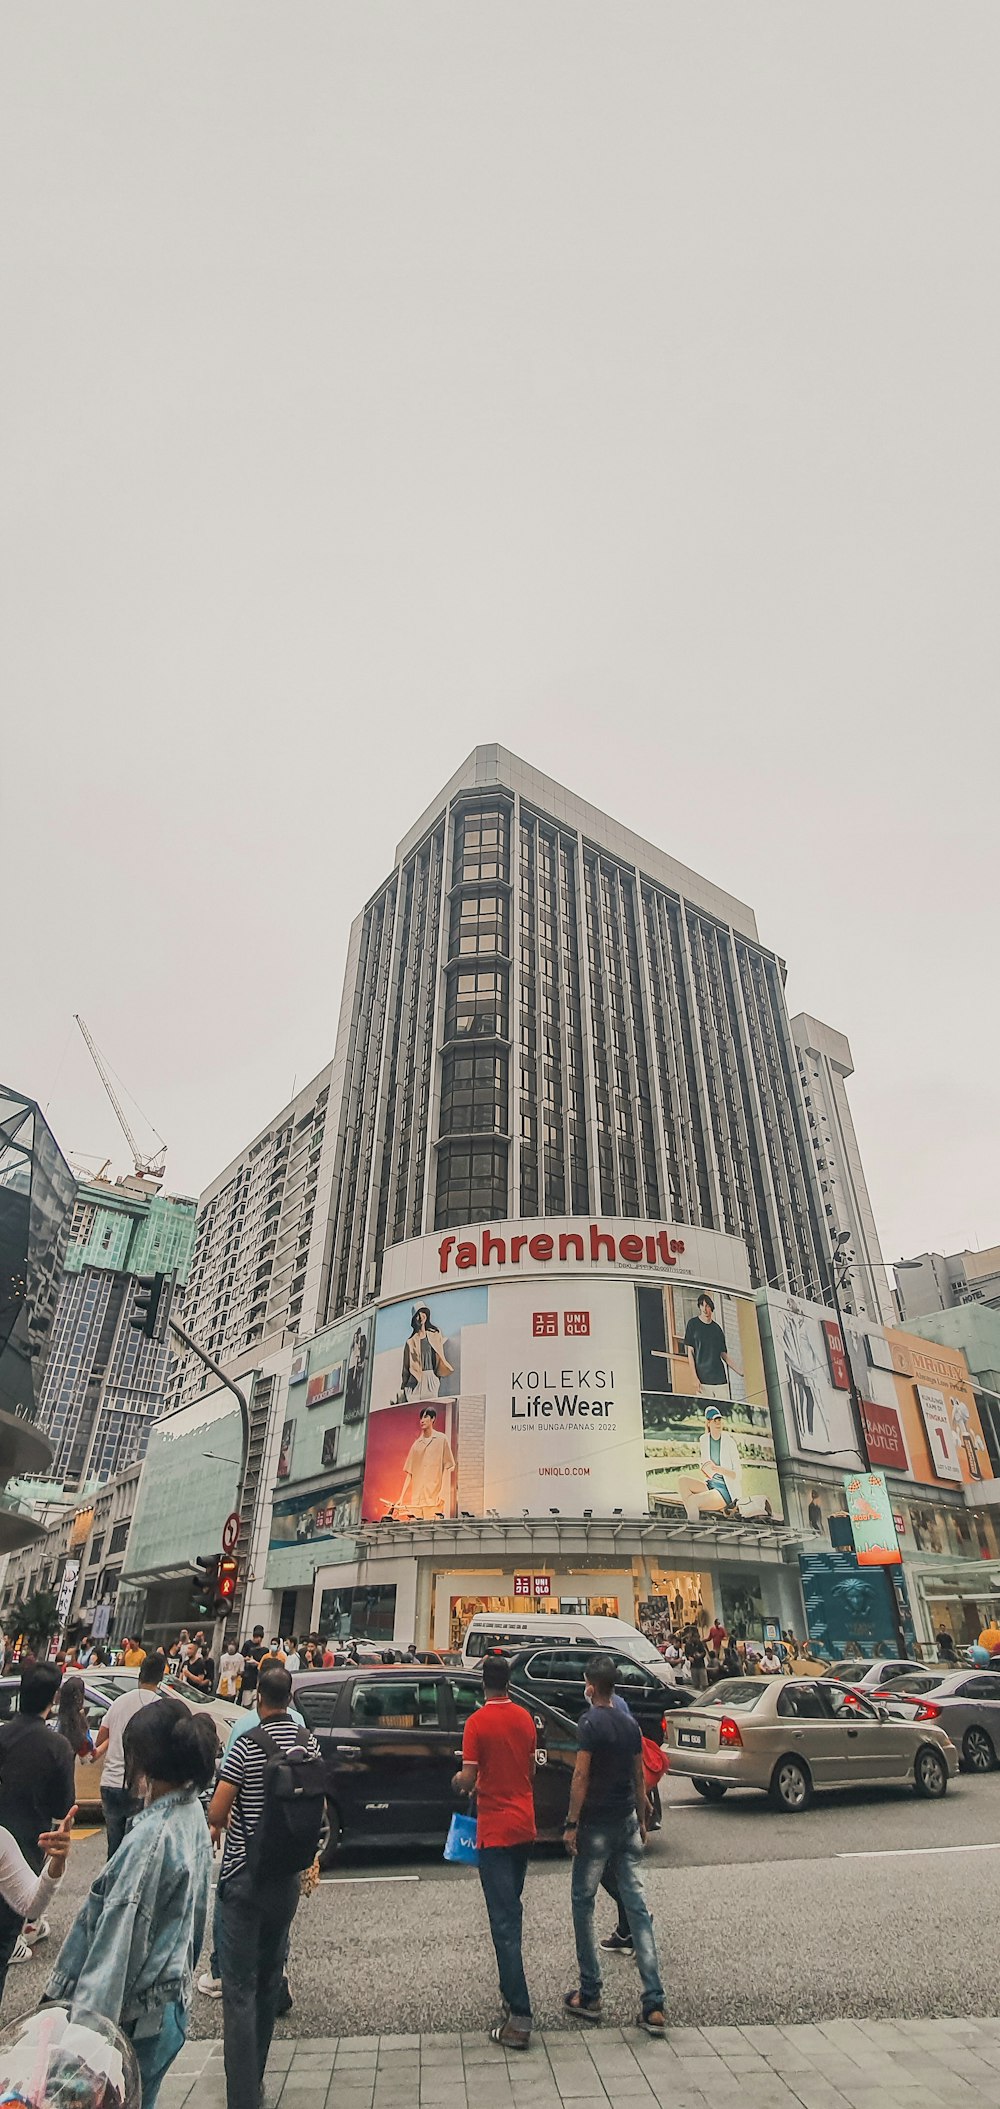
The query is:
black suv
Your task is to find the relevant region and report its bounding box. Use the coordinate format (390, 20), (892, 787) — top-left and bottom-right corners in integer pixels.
(502, 1642), (692, 1739)
(292, 1665), (579, 1861)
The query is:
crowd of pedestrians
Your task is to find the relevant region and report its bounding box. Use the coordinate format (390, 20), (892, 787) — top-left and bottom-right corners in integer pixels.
(0, 1634), (326, 2109)
(0, 1610), (910, 2093)
(640, 1613), (825, 1684)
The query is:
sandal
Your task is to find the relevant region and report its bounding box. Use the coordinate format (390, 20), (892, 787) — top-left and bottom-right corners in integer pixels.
(638, 2007), (666, 2037)
(564, 1989), (602, 2023)
(489, 2019), (531, 2050)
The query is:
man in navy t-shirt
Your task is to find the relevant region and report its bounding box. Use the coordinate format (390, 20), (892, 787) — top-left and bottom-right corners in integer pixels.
(562, 1654), (665, 2036)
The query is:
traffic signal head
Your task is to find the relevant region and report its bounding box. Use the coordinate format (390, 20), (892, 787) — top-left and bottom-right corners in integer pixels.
(216, 1556), (239, 1609)
(193, 1553), (220, 1619)
(129, 1271), (173, 1342)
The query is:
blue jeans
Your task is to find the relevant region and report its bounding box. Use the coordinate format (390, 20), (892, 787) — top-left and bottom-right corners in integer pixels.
(477, 1844), (532, 2022)
(572, 1813), (664, 2018)
(127, 1999), (187, 2109)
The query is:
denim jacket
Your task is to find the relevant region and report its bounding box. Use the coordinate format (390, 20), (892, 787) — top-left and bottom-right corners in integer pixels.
(47, 1788), (211, 2029)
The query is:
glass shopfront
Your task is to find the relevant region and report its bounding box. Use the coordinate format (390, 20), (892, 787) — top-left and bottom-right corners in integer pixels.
(317, 1583), (397, 1642)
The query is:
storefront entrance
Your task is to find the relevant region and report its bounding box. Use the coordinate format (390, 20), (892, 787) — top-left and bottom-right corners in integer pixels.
(446, 1591), (621, 1651)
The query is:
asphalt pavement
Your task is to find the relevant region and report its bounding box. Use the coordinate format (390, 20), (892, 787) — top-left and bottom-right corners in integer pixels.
(6, 1774), (1000, 2040)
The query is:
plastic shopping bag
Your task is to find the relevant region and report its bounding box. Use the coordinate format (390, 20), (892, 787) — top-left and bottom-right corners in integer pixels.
(443, 1811), (479, 1866)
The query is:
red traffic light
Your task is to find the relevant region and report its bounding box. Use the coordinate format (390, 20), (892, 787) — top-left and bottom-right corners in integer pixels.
(217, 1556), (239, 1604)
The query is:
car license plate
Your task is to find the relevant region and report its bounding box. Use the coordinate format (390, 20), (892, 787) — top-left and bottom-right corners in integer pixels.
(677, 1729), (706, 1748)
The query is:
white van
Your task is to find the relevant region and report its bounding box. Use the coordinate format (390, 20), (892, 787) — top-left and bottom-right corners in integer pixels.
(460, 1610), (667, 1669)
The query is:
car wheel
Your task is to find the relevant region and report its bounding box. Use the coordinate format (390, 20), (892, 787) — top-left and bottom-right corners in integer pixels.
(962, 1726), (996, 1774)
(691, 1779), (728, 1802)
(768, 1756), (812, 1812)
(914, 1746), (948, 1798)
(318, 1799), (341, 1869)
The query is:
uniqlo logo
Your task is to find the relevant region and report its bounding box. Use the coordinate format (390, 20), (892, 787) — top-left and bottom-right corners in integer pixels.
(533, 1312), (558, 1336)
(564, 1311), (590, 1336)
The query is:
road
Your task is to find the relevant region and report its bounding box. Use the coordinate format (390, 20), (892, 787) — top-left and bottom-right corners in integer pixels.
(5, 1775), (1000, 2039)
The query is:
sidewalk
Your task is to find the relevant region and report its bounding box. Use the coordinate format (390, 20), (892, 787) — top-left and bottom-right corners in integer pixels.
(161, 2016), (1000, 2109)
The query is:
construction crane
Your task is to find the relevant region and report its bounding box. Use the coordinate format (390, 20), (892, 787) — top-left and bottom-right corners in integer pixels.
(74, 1015), (168, 1185)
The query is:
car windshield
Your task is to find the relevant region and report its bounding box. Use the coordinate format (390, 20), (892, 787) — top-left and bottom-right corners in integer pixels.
(689, 1680), (770, 1711)
(892, 1673), (945, 1695)
(822, 1661), (879, 1680)
(617, 1633), (663, 1665)
(164, 1678), (216, 1706)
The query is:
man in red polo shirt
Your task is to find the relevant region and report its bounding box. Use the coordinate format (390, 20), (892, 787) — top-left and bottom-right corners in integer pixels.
(452, 1652), (537, 2050)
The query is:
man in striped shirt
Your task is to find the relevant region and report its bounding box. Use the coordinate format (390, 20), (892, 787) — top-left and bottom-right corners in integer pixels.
(207, 1667), (321, 2109)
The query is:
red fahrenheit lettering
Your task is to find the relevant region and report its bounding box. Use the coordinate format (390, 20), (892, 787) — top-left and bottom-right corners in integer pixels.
(438, 1236), (455, 1274)
(657, 1231), (676, 1266)
(482, 1230), (506, 1266)
(529, 1234), (553, 1261)
(510, 1235), (529, 1263)
(590, 1223), (616, 1262)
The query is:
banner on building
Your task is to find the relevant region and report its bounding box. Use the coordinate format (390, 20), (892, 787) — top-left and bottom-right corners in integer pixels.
(362, 1273), (782, 1522)
(843, 1471), (903, 1566)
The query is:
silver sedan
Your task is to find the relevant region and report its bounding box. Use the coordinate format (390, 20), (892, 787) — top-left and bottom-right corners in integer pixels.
(664, 1677), (958, 1812)
(881, 1667), (1000, 1772)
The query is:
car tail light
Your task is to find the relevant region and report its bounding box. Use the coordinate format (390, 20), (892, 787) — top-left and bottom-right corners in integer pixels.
(718, 1715), (743, 1748)
(914, 1701), (942, 1721)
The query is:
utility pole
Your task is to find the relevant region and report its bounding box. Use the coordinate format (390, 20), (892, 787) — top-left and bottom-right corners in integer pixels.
(828, 1230), (909, 1660)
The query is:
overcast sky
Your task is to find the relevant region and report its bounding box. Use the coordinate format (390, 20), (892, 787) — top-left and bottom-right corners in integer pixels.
(3, 5), (996, 1267)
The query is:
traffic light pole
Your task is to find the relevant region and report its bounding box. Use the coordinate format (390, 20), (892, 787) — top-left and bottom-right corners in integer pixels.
(168, 1318), (251, 1664)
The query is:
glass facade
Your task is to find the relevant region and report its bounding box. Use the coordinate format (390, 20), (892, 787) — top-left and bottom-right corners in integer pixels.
(36, 1178), (197, 1488)
(319, 758), (831, 1323)
(0, 1089), (75, 1425)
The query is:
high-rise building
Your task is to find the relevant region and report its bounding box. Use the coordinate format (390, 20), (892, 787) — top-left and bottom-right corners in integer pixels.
(0, 1088), (74, 1552)
(312, 746), (833, 1324)
(165, 747), (895, 1655)
(38, 1175), (197, 1487)
(789, 1013), (893, 1325)
(168, 1068), (332, 1408)
(894, 1243), (1000, 1324)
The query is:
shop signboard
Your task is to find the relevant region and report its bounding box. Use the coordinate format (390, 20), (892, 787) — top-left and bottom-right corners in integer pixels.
(361, 1267), (782, 1522)
(822, 1320), (851, 1391)
(860, 1399), (908, 1471)
(799, 1551), (901, 1659)
(915, 1385), (963, 1484)
(843, 1471), (903, 1566)
(56, 1560), (79, 1624)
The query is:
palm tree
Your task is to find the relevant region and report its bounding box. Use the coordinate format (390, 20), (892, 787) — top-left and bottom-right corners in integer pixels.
(2, 1590), (60, 1652)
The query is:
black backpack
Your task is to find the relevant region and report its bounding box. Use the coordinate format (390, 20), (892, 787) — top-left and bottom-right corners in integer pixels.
(246, 1726), (327, 1879)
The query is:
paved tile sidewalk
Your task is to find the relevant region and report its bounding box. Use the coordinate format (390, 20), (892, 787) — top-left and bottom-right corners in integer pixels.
(159, 2016), (1000, 2109)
